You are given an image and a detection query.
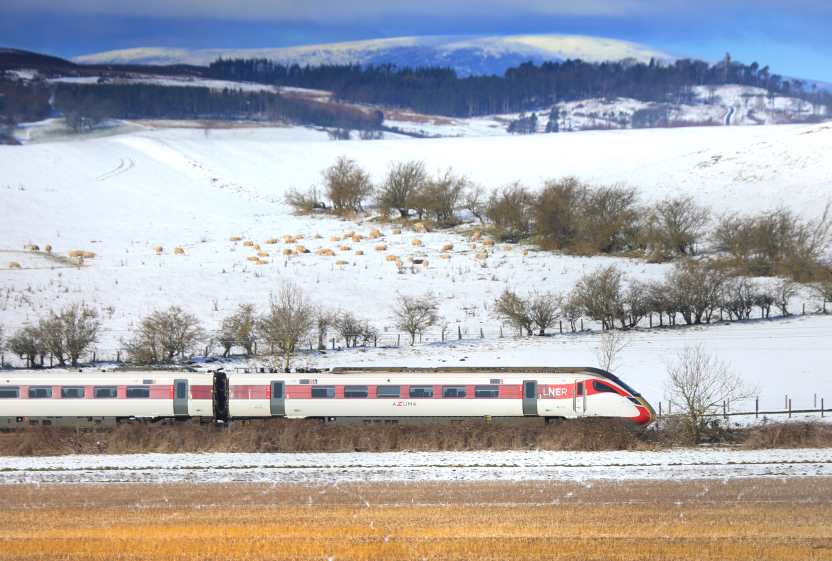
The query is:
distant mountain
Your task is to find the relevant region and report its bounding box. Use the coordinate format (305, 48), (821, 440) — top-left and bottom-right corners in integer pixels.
(74, 34), (674, 76)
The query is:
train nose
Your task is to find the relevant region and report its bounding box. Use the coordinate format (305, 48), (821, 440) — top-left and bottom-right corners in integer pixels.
(630, 397), (655, 425)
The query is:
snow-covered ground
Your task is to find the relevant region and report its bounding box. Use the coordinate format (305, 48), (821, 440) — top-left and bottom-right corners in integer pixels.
(1, 448), (830, 484)
(1, 122), (831, 411)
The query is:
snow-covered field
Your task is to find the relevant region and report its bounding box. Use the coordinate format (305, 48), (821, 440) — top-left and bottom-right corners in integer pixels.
(1, 448), (830, 484)
(1, 121), (831, 411)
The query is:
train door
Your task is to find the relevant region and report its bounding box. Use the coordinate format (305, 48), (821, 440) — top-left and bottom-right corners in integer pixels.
(213, 372), (229, 422)
(573, 381), (586, 417)
(173, 379), (189, 416)
(270, 381), (285, 417)
(522, 380), (538, 416)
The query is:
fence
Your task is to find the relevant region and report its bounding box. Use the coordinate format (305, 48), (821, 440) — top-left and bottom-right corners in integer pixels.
(657, 395), (828, 421)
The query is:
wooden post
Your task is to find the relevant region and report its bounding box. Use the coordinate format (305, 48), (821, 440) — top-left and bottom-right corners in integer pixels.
(49, 354), (53, 368)
(788, 398), (792, 418)
(418, 333), (422, 344)
(658, 401), (662, 418)
(458, 326), (462, 340)
(668, 401), (671, 415)
(802, 303), (806, 315)
(331, 338), (335, 350)
(479, 327), (484, 339)
(755, 397), (759, 419)
(374, 336), (377, 347)
(397, 334), (401, 347)
(559, 321), (562, 334)
(822, 398), (825, 418)
(580, 319), (584, 331)
(649, 314), (652, 328)
(253, 340), (257, 355)
(723, 400), (727, 420)
(116, 350), (121, 363)
(499, 326), (503, 338)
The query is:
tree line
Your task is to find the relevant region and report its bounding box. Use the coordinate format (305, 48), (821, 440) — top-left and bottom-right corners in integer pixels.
(207, 55), (832, 118)
(290, 157), (832, 284)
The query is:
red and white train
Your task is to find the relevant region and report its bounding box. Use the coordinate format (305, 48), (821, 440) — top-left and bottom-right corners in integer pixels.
(0, 367), (654, 428)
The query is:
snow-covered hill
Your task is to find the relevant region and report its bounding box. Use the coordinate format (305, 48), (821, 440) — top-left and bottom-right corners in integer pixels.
(74, 34), (673, 75)
(1, 123), (831, 408)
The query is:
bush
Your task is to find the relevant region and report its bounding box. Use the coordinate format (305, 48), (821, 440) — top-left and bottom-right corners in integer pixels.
(531, 177), (584, 250)
(486, 183), (533, 240)
(377, 160), (427, 218)
(411, 169), (467, 225)
(8, 325), (44, 367)
(37, 303), (100, 367)
(712, 204), (831, 280)
(570, 266), (624, 330)
(219, 304), (256, 357)
(664, 259), (726, 325)
(322, 156), (373, 214)
(392, 294), (439, 345)
(579, 185), (640, 254)
(124, 306), (205, 364)
(257, 284), (315, 371)
(494, 290), (560, 335)
(285, 187), (325, 213)
(643, 196), (709, 260)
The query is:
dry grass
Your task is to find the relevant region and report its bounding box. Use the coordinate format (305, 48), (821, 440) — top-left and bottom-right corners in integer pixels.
(2, 479), (831, 561)
(7, 261), (21, 269)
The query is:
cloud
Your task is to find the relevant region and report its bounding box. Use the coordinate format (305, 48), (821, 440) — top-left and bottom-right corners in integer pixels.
(5, 0), (829, 23)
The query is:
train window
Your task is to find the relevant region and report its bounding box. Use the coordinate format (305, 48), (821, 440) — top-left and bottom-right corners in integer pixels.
(0, 387), (19, 399)
(311, 386), (335, 398)
(28, 386), (52, 399)
(592, 381), (618, 394)
(126, 386), (150, 399)
(344, 385), (368, 398)
(175, 383), (187, 400)
(409, 386), (434, 398)
(524, 382), (536, 399)
(271, 383), (283, 399)
(442, 386), (466, 398)
(60, 387), (85, 399)
(475, 385), (499, 398)
(94, 386), (117, 399)
(376, 385), (400, 398)
(576, 382), (584, 396)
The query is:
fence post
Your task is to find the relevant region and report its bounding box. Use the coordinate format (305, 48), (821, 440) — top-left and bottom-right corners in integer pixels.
(788, 398), (792, 418)
(253, 341), (257, 355)
(458, 326), (462, 340)
(785, 394), (788, 409)
(822, 398), (825, 418)
(755, 397), (759, 419)
(331, 338), (335, 350)
(374, 336), (377, 347)
(499, 326), (503, 338)
(480, 327), (484, 339)
(559, 321), (563, 334)
(658, 401), (662, 418)
(116, 350), (121, 363)
(418, 333), (422, 344)
(667, 401), (671, 415)
(580, 319), (584, 331)
(802, 303), (806, 315)
(49, 353), (53, 368)
(397, 334), (401, 347)
(814, 393), (817, 409)
(649, 314), (652, 328)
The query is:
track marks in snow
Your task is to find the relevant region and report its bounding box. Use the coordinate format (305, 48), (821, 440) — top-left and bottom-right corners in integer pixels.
(96, 157), (135, 181)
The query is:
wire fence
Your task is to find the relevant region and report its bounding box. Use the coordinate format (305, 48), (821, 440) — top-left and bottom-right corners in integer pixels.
(656, 395), (829, 422)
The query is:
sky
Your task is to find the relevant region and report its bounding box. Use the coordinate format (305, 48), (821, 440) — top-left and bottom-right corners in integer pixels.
(2, 0), (831, 82)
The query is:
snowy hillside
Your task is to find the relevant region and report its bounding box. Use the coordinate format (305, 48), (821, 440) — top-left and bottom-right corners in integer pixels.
(1, 123), (831, 409)
(73, 34), (673, 75)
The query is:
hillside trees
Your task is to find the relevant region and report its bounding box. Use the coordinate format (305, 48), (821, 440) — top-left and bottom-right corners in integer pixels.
(36, 304), (100, 367)
(378, 161), (427, 218)
(323, 156), (373, 214)
(392, 294), (439, 345)
(219, 304), (256, 357)
(257, 284), (315, 371)
(124, 306), (206, 364)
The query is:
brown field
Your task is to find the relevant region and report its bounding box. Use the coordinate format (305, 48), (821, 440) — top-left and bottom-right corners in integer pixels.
(2, 479), (832, 561)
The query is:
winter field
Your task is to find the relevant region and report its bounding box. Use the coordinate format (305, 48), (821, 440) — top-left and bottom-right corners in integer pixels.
(2, 448), (832, 484)
(1, 120), (832, 412)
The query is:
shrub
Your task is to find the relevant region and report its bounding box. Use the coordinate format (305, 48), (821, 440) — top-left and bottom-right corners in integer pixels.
(219, 304), (256, 357)
(8, 325), (44, 367)
(257, 284), (315, 371)
(494, 289), (534, 335)
(322, 156), (373, 214)
(411, 169), (467, 225)
(124, 306), (205, 364)
(485, 183), (533, 240)
(664, 259), (726, 325)
(531, 177), (584, 250)
(643, 196), (710, 259)
(392, 294), (439, 345)
(37, 303), (100, 367)
(285, 187), (325, 213)
(578, 185), (640, 254)
(377, 160), (427, 218)
(570, 266), (624, 330)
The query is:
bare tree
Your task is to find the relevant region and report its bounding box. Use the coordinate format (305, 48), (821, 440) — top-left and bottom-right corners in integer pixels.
(645, 196), (710, 259)
(412, 168), (467, 225)
(485, 183), (532, 240)
(665, 260), (726, 325)
(124, 306), (205, 364)
(38, 303), (100, 367)
(393, 294), (439, 345)
(571, 265), (624, 330)
(813, 280), (832, 312)
(773, 280), (798, 316)
(595, 329), (629, 372)
(528, 292), (561, 335)
(335, 311), (363, 348)
(494, 289), (533, 335)
(285, 187), (325, 213)
(219, 304), (256, 357)
(8, 325), (43, 367)
(464, 184), (487, 224)
(315, 308), (338, 350)
(665, 346), (754, 442)
(377, 160), (427, 218)
(323, 156), (373, 214)
(258, 284), (315, 371)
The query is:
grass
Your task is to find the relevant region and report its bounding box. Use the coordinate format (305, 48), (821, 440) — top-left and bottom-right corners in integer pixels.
(1, 479), (832, 560)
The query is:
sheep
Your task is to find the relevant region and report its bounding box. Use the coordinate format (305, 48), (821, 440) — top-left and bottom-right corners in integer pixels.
(374, 243), (387, 251)
(173, 247), (185, 256)
(411, 239), (423, 247)
(441, 243), (454, 252)
(229, 235), (243, 242)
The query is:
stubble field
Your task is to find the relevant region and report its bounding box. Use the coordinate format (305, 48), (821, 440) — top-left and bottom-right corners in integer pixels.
(2, 479), (832, 561)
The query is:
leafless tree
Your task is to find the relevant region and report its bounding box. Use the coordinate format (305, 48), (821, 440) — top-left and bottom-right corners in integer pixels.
(528, 292), (561, 335)
(494, 289), (534, 335)
(124, 306), (205, 364)
(721, 277), (756, 320)
(377, 160), (427, 218)
(258, 284), (315, 371)
(323, 156), (373, 214)
(8, 325), (43, 367)
(595, 329), (629, 372)
(37, 303), (100, 367)
(773, 280), (798, 316)
(664, 260), (726, 325)
(315, 308), (338, 350)
(335, 311), (363, 348)
(464, 184), (487, 224)
(393, 294), (439, 345)
(665, 346), (755, 442)
(285, 187), (325, 213)
(813, 280), (832, 312)
(561, 293), (583, 332)
(219, 304), (256, 357)
(571, 265), (624, 330)
(645, 196), (710, 259)
(486, 183), (532, 240)
(412, 168), (467, 224)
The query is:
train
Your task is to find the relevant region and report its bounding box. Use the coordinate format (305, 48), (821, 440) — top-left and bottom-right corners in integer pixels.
(0, 366), (655, 428)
